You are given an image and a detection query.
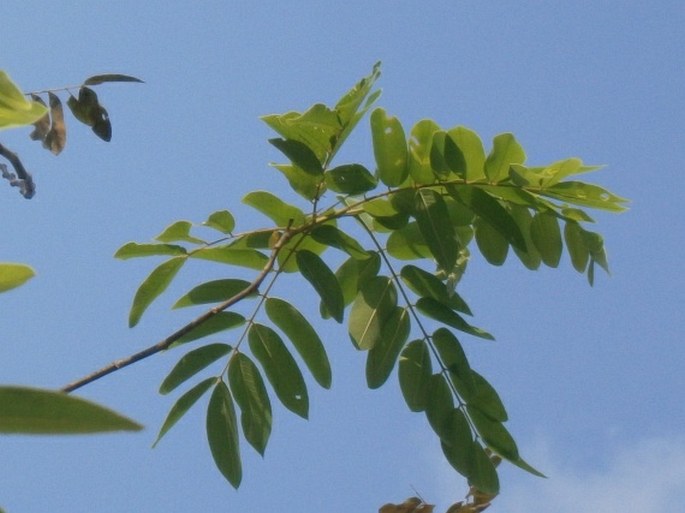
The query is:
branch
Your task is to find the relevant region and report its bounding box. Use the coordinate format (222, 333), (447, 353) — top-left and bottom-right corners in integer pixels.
(61, 227), (294, 393)
(0, 143), (35, 198)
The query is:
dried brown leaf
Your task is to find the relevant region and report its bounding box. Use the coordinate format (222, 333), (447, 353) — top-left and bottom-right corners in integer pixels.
(44, 92), (66, 155)
(29, 94), (50, 142)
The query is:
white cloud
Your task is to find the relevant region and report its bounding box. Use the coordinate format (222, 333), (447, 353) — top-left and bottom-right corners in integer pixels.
(498, 435), (685, 513)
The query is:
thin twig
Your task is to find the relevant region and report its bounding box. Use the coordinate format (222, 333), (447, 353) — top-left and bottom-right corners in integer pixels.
(61, 227), (293, 393)
(0, 143), (35, 198)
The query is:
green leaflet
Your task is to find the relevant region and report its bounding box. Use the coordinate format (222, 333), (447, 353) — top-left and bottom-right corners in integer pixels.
(449, 186), (526, 251)
(0, 386), (141, 434)
(159, 343), (232, 395)
(349, 276), (397, 350)
(309, 224), (370, 260)
(228, 353), (272, 456)
(229, 230), (276, 250)
(155, 220), (205, 244)
(332, 61), (382, 160)
(564, 221), (590, 272)
(296, 250), (344, 323)
(530, 211), (563, 267)
(541, 180), (628, 212)
(581, 228), (609, 274)
(366, 307), (411, 388)
(83, 73), (144, 86)
(467, 406), (519, 462)
(386, 222), (432, 261)
(325, 164), (378, 195)
(414, 189), (460, 272)
(129, 256), (186, 327)
(538, 158), (602, 188)
(447, 126), (486, 182)
(468, 443), (500, 495)
(153, 377), (215, 448)
(206, 381), (242, 488)
(242, 190), (306, 227)
(115, 242), (187, 259)
(173, 279), (253, 308)
(474, 216), (509, 266)
(484, 133), (526, 183)
(190, 246), (268, 270)
(430, 130), (466, 178)
(400, 264), (471, 315)
(440, 409), (475, 477)
(321, 252), (381, 319)
(398, 340), (433, 412)
(508, 205), (542, 270)
(271, 163), (324, 200)
(363, 197), (410, 230)
(432, 328), (474, 393)
(278, 232), (328, 273)
(203, 210), (235, 234)
(416, 297), (494, 340)
(408, 119), (441, 184)
(453, 370), (508, 422)
(265, 297), (332, 389)
(174, 312), (245, 345)
(0, 71), (49, 130)
(262, 104), (341, 165)
(0, 263), (35, 293)
(248, 324), (309, 419)
(268, 138), (323, 176)
(425, 374), (455, 442)
(370, 108), (408, 186)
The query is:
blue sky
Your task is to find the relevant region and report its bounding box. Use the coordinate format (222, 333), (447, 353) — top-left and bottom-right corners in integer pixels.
(1, 1), (683, 512)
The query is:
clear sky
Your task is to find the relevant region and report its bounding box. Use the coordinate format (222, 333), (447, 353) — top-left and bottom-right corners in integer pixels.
(1, 1), (683, 512)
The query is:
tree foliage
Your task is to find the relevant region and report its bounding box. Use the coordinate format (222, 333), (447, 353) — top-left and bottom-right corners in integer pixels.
(99, 63), (625, 496)
(1, 64), (626, 511)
